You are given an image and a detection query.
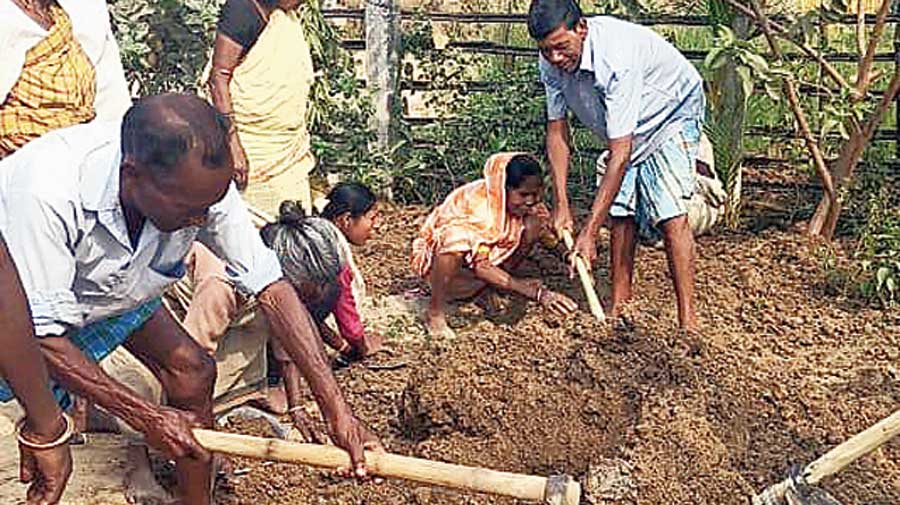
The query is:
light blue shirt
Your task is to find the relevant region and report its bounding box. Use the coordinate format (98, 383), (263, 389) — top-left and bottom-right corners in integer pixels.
(540, 16), (704, 164)
(0, 121), (284, 336)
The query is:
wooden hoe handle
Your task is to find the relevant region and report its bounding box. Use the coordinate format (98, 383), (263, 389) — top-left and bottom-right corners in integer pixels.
(560, 229), (606, 322)
(193, 429), (581, 504)
(804, 408), (900, 485)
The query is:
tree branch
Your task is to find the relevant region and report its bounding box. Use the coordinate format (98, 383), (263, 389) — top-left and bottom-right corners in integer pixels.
(856, 0), (867, 59)
(745, 0), (836, 200)
(723, 0), (856, 95)
(855, 0), (892, 94)
(862, 68), (900, 140)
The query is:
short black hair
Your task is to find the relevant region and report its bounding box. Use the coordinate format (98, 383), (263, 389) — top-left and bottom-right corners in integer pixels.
(506, 154), (543, 189)
(120, 93), (231, 179)
(527, 0), (583, 41)
(319, 182), (377, 220)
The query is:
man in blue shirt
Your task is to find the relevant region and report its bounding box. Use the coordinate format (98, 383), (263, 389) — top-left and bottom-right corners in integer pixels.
(528, 0), (704, 330)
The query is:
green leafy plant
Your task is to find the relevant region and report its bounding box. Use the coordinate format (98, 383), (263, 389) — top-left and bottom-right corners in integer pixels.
(703, 17), (773, 228)
(109, 0), (219, 95)
(854, 182), (900, 306)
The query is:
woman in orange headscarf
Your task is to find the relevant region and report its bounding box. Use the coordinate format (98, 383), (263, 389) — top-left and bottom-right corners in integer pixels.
(411, 152), (577, 338)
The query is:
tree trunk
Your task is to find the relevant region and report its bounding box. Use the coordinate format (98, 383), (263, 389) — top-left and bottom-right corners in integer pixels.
(807, 131), (868, 238)
(808, 24), (900, 239)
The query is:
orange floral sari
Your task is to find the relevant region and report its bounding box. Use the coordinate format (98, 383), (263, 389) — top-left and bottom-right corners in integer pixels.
(411, 152), (548, 278)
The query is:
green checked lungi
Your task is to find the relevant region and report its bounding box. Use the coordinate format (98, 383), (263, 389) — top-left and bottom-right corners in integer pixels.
(0, 298), (162, 407)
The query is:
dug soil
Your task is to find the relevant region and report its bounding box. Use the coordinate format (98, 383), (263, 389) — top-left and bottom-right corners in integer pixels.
(216, 203), (900, 505)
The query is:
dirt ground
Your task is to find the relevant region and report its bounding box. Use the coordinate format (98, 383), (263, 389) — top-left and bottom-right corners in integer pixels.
(212, 186), (900, 504)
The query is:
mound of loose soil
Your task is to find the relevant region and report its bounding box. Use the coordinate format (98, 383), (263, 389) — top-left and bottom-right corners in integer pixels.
(216, 206), (900, 505)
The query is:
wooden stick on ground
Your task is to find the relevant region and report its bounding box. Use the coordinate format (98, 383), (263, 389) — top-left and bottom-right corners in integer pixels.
(193, 429), (581, 504)
(560, 230), (605, 322)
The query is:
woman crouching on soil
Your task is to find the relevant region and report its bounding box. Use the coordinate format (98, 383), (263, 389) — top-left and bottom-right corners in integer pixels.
(263, 199), (382, 365)
(411, 152), (577, 338)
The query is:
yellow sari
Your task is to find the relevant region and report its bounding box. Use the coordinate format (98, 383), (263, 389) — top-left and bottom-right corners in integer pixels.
(213, 8), (317, 214)
(0, 6), (96, 157)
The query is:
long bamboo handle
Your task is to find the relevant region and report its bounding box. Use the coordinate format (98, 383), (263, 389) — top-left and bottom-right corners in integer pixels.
(193, 429), (580, 504)
(560, 230), (606, 322)
(804, 409), (900, 484)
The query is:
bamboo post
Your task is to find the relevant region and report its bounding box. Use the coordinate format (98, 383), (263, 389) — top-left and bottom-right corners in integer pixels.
(804, 409), (900, 484)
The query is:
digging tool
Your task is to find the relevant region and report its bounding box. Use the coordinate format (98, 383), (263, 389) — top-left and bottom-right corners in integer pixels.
(560, 229), (606, 322)
(193, 428), (581, 504)
(753, 408), (900, 505)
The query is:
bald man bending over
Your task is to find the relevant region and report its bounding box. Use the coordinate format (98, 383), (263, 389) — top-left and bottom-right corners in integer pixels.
(0, 93), (380, 505)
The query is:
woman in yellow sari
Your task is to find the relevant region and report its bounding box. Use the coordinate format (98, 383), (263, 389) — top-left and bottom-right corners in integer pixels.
(205, 0), (316, 214)
(411, 153), (577, 338)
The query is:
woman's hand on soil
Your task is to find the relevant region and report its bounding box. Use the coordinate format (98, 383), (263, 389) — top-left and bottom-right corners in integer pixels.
(540, 290), (578, 317)
(289, 408), (323, 444)
(359, 332), (384, 358)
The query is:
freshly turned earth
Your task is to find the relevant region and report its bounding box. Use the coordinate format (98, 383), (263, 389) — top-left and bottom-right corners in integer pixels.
(215, 201), (900, 505)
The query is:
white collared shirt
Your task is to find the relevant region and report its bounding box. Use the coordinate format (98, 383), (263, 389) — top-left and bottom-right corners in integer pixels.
(0, 0), (132, 121)
(0, 120), (283, 336)
(539, 16), (704, 164)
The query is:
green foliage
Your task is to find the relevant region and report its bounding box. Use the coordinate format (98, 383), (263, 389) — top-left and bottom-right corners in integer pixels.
(110, 0), (376, 184)
(820, 165), (900, 307)
(590, 0), (649, 18)
(295, 0), (368, 132)
(375, 20), (550, 203)
(703, 19), (770, 228)
(108, 0), (219, 95)
(704, 0), (735, 26)
(852, 173), (900, 306)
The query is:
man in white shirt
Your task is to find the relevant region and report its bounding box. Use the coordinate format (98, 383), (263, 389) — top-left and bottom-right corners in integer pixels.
(0, 93), (380, 504)
(529, 0), (704, 330)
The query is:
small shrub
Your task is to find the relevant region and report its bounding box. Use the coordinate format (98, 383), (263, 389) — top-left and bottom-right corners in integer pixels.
(854, 186), (900, 306)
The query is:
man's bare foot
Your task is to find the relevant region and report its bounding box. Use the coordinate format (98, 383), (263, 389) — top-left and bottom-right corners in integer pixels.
(249, 385), (288, 415)
(674, 328), (703, 358)
(425, 310), (457, 340)
(679, 319), (699, 333)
